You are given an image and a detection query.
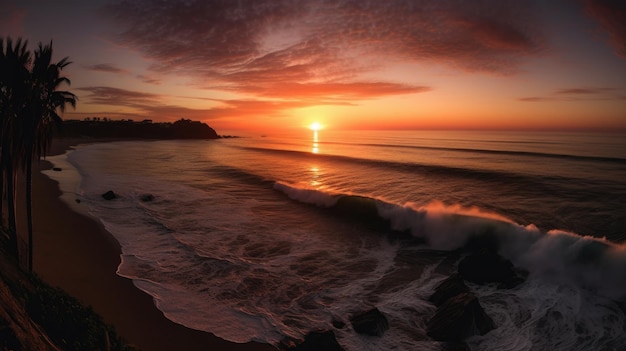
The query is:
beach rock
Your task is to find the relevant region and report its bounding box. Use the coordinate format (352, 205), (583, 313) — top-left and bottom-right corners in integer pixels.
(350, 307), (389, 337)
(331, 319), (346, 329)
(429, 274), (470, 307)
(427, 292), (495, 341)
(458, 249), (524, 288)
(441, 341), (470, 351)
(140, 194), (155, 202)
(288, 330), (344, 351)
(52, 167), (62, 171)
(101, 190), (117, 200)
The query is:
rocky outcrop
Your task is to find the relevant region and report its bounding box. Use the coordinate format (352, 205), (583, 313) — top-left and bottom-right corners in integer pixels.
(287, 330), (344, 351)
(350, 308), (389, 337)
(59, 118), (219, 140)
(426, 292), (495, 341)
(429, 274), (469, 307)
(101, 190), (117, 200)
(139, 194), (154, 202)
(458, 249), (525, 288)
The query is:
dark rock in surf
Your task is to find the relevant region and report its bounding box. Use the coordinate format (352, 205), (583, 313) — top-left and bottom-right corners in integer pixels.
(427, 292), (495, 341)
(350, 307), (389, 337)
(441, 341), (471, 351)
(101, 190), (117, 200)
(458, 249), (524, 288)
(140, 194), (155, 202)
(287, 330), (344, 351)
(332, 196), (390, 230)
(429, 274), (470, 306)
(331, 319), (346, 329)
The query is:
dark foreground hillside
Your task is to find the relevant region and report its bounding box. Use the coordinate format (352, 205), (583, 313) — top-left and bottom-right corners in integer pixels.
(0, 242), (134, 351)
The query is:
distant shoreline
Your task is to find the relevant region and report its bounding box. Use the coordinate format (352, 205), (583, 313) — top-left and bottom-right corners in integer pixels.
(57, 118), (220, 140)
(29, 137), (277, 351)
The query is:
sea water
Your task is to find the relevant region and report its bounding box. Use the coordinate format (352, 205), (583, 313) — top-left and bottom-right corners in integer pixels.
(45, 130), (626, 350)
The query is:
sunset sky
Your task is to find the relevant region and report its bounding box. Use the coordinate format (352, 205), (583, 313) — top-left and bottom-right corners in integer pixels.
(1, 0), (625, 132)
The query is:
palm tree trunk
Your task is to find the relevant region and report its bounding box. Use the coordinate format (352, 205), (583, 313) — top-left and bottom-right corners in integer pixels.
(0, 169), (4, 228)
(26, 158), (33, 271)
(6, 163), (18, 256)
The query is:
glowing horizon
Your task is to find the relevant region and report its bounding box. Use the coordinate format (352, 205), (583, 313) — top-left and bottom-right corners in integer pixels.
(3, 0), (625, 132)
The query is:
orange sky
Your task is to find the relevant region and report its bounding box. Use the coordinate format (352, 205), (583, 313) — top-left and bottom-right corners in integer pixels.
(2, 0), (625, 133)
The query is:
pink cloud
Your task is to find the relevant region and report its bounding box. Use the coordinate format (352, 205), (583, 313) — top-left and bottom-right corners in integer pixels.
(85, 63), (130, 74)
(103, 0), (544, 86)
(137, 74), (162, 85)
(234, 81), (431, 100)
(584, 0), (626, 58)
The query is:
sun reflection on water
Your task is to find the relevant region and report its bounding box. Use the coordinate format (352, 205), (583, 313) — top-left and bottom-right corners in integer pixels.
(309, 166), (322, 187)
(311, 130), (319, 154)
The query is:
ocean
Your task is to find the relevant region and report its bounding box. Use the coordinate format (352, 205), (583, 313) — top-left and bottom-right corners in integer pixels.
(45, 130), (626, 350)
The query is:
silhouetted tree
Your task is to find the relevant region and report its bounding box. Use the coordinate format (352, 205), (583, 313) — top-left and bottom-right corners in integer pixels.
(20, 42), (76, 271)
(0, 37), (75, 270)
(0, 37), (31, 256)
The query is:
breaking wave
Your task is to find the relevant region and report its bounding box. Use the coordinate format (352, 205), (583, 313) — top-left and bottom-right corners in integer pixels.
(273, 181), (626, 300)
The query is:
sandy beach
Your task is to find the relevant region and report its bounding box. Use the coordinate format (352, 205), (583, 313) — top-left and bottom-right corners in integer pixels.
(24, 138), (277, 351)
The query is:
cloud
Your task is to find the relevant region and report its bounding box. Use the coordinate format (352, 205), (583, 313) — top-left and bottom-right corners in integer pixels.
(519, 87), (623, 101)
(231, 81), (431, 100)
(85, 63), (130, 74)
(137, 74), (162, 85)
(554, 87), (616, 95)
(75, 86), (315, 122)
(518, 97), (551, 102)
(584, 0), (626, 58)
(77, 86), (162, 107)
(98, 0), (549, 123)
(102, 0), (544, 88)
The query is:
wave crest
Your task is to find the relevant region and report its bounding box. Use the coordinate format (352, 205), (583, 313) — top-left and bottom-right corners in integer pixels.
(274, 182), (626, 299)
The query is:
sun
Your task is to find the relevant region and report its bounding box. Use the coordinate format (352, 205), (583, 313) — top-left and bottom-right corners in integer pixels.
(308, 122), (323, 131)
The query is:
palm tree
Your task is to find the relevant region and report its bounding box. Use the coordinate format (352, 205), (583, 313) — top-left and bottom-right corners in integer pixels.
(20, 41), (76, 271)
(0, 37), (31, 256)
(1, 38), (75, 270)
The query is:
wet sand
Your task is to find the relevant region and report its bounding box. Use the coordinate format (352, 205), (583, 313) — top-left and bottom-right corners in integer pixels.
(25, 138), (277, 351)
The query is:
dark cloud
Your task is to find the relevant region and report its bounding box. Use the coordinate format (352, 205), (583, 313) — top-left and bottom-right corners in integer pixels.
(519, 87), (622, 101)
(86, 63), (130, 74)
(584, 0), (626, 58)
(102, 0), (544, 93)
(554, 87), (616, 95)
(518, 96), (551, 102)
(77, 86), (162, 107)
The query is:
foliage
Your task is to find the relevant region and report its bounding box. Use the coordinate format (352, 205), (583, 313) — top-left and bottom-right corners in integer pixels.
(0, 37), (76, 270)
(8, 274), (133, 351)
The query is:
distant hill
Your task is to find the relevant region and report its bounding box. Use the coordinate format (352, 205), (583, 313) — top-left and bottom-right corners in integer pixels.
(57, 118), (219, 139)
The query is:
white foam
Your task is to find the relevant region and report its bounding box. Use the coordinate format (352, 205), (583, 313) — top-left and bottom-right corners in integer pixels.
(56, 141), (626, 350)
(273, 181), (339, 207)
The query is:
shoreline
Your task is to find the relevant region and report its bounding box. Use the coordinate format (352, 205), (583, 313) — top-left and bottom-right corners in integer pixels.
(26, 138), (277, 351)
